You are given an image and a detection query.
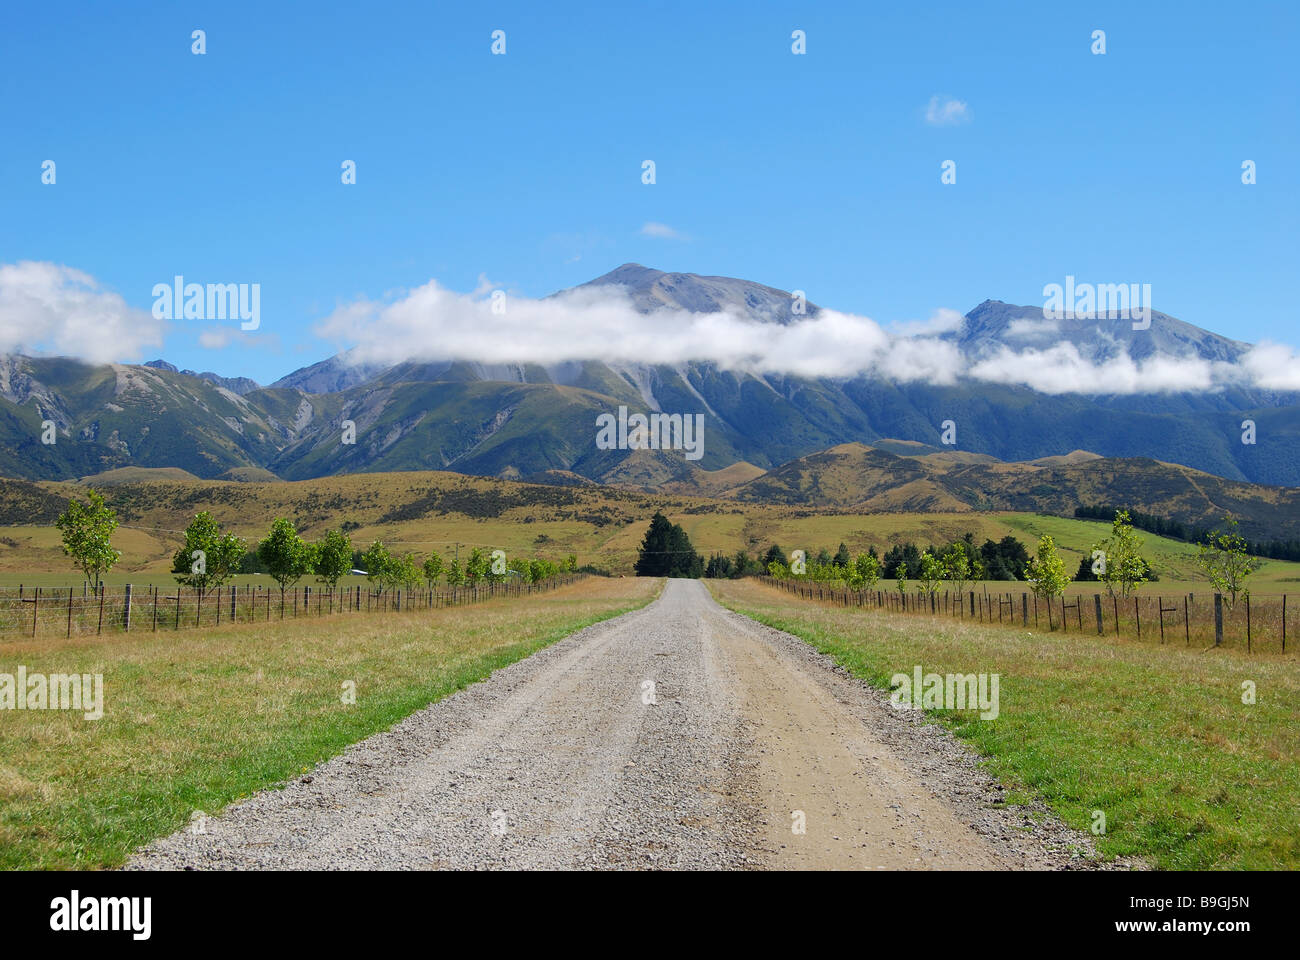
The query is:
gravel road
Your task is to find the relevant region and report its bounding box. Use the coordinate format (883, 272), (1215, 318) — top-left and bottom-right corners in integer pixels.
(128, 579), (1109, 870)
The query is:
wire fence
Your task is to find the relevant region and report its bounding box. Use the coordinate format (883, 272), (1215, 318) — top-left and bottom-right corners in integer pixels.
(763, 578), (1291, 654)
(0, 575), (583, 640)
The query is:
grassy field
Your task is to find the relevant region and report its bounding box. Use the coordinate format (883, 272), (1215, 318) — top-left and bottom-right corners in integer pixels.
(0, 575), (660, 869)
(709, 578), (1300, 870)
(5, 499), (1298, 595)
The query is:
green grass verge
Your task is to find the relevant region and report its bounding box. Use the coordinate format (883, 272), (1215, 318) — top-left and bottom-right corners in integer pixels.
(0, 577), (660, 869)
(710, 579), (1299, 870)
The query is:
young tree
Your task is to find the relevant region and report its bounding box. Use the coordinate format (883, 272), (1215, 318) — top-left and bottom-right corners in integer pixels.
(941, 542), (972, 598)
(422, 551), (444, 588)
(359, 540), (395, 594)
(464, 547), (488, 585)
(173, 512), (245, 598)
(314, 528), (353, 592)
(833, 542), (852, 569)
(506, 556), (530, 581)
(396, 553), (421, 592)
(482, 548), (507, 584)
(918, 550), (943, 599)
(1025, 535), (1071, 629)
(895, 560), (908, 600)
(1197, 515), (1259, 607)
(528, 558), (557, 583)
(850, 552), (882, 591)
(257, 518), (314, 612)
(445, 558), (465, 587)
(1091, 509), (1149, 598)
(56, 488), (121, 590)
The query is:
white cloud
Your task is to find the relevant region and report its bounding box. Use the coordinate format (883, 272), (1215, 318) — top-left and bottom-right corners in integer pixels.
(0, 261), (165, 363)
(1004, 316), (1061, 339)
(198, 328), (236, 349)
(1239, 341), (1300, 391)
(640, 222), (682, 239)
(314, 280), (962, 382)
(314, 276), (1297, 396)
(889, 308), (965, 336)
(968, 343), (1217, 395)
(925, 95), (970, 126)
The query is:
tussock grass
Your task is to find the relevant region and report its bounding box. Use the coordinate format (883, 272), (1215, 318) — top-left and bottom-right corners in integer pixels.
(0, 576), (660, 869)
(710, 578), (1300, 870)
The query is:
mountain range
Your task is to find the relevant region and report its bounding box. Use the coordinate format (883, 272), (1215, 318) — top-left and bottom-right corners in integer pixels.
(1, 264), (1296, 508)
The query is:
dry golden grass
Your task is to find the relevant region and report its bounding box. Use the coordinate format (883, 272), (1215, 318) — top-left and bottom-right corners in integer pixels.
(4, 469), (1298, 590)
(0, 575), (660, 869)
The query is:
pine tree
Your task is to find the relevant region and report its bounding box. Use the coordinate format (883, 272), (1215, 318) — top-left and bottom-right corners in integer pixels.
(634, 512), (702, 578)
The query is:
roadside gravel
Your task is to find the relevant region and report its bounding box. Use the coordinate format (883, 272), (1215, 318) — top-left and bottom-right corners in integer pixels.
(128, 579), (1116, 870)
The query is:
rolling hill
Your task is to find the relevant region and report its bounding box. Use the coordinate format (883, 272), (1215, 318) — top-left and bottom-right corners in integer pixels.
(1, 463), (1297, 583)
(728, 441), (1300, 541)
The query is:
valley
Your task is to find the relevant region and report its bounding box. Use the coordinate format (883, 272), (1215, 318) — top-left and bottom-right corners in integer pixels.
(2, 466), (1298, 593)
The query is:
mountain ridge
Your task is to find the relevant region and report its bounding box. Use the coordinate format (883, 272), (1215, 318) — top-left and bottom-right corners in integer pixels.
(1, 264), (1296, 488)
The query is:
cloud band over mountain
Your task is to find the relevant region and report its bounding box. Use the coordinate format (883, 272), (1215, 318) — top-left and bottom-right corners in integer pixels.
(2, 261), (1297, 395)
(315, 276), (1300, 395)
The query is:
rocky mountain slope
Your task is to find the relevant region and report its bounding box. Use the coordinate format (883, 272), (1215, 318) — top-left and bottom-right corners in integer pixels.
(0, 265), (1296, 490)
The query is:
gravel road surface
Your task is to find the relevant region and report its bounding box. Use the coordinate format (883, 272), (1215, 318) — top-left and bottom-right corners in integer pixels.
(129, 579), (1107, 870)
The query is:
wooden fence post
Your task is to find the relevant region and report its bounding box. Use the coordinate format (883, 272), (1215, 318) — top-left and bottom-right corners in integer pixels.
(1214, 593), (1223, 647)
(124, 584), (132, 632)
(1094, 594), (1103, 635)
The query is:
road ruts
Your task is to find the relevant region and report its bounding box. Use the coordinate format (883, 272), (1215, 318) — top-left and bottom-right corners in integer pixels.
(128, 579), (1100, 870)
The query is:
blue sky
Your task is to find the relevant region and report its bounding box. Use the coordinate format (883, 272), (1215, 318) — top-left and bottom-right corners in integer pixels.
(2, 0), (1296, 385)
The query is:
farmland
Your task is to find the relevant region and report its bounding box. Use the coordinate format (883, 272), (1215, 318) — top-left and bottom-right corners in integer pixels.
(709, 578), (1300, 870)
(2, 470), (1298, 596)
(0, 575), (660, 869)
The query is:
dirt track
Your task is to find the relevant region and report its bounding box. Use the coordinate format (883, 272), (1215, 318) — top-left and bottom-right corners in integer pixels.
(129, 579), (1103, 870)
